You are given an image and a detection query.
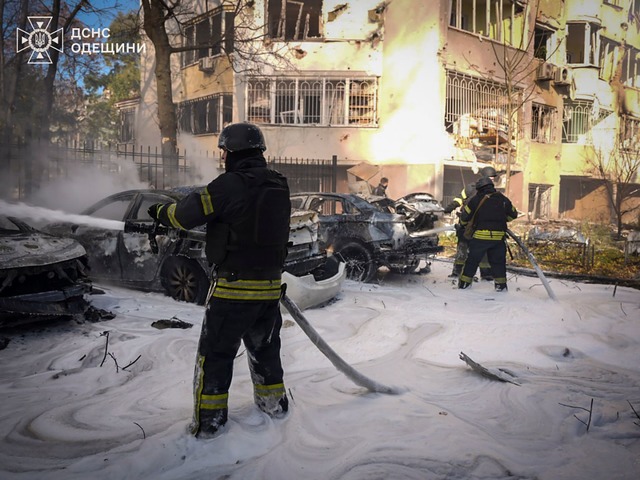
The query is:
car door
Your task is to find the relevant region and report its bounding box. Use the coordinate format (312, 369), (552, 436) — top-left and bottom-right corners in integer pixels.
(117, 192), (178, 284)
(74, 194), (135, 281)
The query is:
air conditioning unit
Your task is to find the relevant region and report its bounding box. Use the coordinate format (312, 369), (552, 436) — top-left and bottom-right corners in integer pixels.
(198, 56), (215, 73)
(536, 62), (555, 81)
(554, 66), (573, 85)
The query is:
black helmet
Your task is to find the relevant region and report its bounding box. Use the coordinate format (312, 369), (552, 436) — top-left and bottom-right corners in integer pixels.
(475, 176), (494, 190)
(218, 122), (267, 152)
(480, 166), (497, 177)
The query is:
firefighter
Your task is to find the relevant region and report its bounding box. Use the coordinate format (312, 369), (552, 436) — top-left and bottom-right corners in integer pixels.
(372, 177), (389, 197)
(443, 166), (498, 279)
(457, 175), (518, 292)
(148, 122), (291, 438)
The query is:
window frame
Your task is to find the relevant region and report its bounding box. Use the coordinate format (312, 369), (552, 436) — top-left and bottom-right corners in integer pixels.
(247, 76), (378, 127)
(181, 7), (235, 68)
(267, 0), (323, 41)
(178, 94), (233, 135)
(531, 103), (557, 144)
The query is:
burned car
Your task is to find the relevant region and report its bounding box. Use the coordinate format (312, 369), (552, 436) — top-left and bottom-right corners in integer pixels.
(44, 189), (341, 306)
(0, 215), (91, 326)
(369, 192), (445, 233)
(290, 193), (443, 282)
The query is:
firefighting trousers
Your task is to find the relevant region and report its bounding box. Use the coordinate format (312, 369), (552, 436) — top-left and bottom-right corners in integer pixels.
(453, 237), (491, 271)
(192, 297), (285, 425)
(460, 237), (508, 285)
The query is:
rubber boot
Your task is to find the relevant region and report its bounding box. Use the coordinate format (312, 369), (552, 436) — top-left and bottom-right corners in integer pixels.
(448, 264), (463, 278)
(195, 408), (228, 439)
(458, 279), (472, 289)
(495, 283), (508, 292)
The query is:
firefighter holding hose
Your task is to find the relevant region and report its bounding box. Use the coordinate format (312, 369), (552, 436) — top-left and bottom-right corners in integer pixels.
(148, 122), (291, 438)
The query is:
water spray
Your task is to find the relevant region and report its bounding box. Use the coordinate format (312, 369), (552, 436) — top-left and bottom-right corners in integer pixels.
(0, 200), (125, 232)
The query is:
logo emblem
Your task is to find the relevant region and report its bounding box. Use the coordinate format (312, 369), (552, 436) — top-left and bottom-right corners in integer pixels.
(16, 16), (64, 64)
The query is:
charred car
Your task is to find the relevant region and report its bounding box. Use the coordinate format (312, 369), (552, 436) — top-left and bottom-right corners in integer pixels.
(44, 189), (339, 306)
(368, 192), (445, 233)
(290, 193), (443, 282)
(0, 216), (91, 326)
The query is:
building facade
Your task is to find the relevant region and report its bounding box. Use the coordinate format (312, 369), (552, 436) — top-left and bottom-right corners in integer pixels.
(135, 0), (640, 224)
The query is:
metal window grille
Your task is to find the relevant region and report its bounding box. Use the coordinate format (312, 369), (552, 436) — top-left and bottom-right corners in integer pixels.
(247, 77), (378, 127)
(562, 100), (593, 143)
(531, 103), (556, 143)
(445, 70), (519, 137)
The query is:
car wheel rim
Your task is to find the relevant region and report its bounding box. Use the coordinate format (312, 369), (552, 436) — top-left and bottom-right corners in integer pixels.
(169, 264), (198, 302)
(340, 248), (370, 281)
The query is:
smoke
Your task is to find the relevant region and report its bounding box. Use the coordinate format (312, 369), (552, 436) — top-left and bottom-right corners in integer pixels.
(28, 162), (149, 214)
(178, 133), (224, 185)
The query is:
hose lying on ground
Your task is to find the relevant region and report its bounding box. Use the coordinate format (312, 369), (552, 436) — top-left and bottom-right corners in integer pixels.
(280, 294), (399, 395)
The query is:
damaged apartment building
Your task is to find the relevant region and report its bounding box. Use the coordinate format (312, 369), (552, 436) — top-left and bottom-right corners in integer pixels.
(133, 0), (640, 224)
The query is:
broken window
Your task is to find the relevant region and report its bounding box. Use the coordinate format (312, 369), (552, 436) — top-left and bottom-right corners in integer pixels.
(621, 116), (640, 153)
(562, 100), (594, 144)
(268, 0), (322, 41)
(445, 70), (520, 158)
(178, 94), (233, 135)
(534, 24), (558, 61)
(621, 45), (640, 87)
(247, 76), (378, 127)
(181, 8), (235, 67)
(528, 184), (552, 219)
(566, 22), (600, 65)
(531, 103), (556, 143)
(449, 0), (526, 47)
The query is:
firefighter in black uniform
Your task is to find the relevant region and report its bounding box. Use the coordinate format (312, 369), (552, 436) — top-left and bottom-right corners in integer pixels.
(148, 122), (291, 438)
(458, 176), (518, 292)
(443, 166), (498, 279)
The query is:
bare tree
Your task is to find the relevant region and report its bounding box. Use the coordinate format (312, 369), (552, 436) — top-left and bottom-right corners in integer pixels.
(140, 0), (293, 173)
(590, 119), (640, 238)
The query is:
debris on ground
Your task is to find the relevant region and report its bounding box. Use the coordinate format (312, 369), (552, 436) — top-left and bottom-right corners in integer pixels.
(459, 351), (520, 385)
(151, 317), (193, 329)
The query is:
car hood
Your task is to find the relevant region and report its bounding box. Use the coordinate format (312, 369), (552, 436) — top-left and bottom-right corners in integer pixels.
(0, 232), (87, 270)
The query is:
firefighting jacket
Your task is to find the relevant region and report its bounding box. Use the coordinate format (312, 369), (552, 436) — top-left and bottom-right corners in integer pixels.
(443, 183), (476, 214)
(155, 155), (291, 301)
(459, 185), (518, 240)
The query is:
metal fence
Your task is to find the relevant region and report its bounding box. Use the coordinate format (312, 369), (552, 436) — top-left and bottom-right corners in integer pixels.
(0, 142), (337, 200)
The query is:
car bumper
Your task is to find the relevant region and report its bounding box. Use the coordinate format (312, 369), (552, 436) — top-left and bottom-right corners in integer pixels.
(282, 261), (346, 311)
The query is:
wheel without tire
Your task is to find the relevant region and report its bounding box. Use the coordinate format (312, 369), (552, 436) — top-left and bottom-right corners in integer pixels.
(335, 241), (376, 282)
(160, 256), (209, 305)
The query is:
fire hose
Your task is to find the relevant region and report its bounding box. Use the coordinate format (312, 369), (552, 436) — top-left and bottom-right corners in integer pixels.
(124, 220), (398, 394)
(506, 229), (557, 301)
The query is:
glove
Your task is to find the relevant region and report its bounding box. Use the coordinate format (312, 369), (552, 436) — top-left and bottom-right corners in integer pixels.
(454, 223), (464, 238)
(148, 203), (163, 221)
(443, 205), (454, 214)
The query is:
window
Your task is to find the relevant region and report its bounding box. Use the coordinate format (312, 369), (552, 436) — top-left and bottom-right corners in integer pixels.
(182, 8), (235, 67)
(621, 116), (640, 153)
(566, 22), (600, 65)
(445, 70), (519, 139)
(247, 76), (378, 127)
(621, 46), (640, 87)
(562, 100), (594, 143)
(531, 103), (556, 143)
(178, 94), (233, 135)
(528, 184), (552, 219)
(119, 107), (136, 144)
(268, 0), (322, 41)
(534, 25), (558, 61)
(449, 0), (526, 47)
